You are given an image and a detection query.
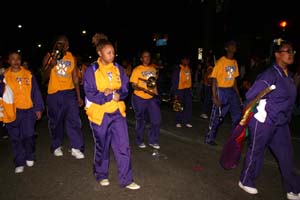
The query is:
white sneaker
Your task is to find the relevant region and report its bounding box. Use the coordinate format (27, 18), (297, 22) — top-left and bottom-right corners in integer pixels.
(71, 148), (85, 159)
(185, 124), (193, 128)
(99, 179), (110, 186)
(125, 182), (141, 190)
(149, 143), (160, 149)
(176, 123), (182, 128)
(200, 113), (208, 119)
(15, 166), (24, 174)
(26, 160), (34, 167)
(54, 147), (63, 157)
(138, 143), (146, 148)
(287, 192), (300, 200)
(238, 181), (258, 194)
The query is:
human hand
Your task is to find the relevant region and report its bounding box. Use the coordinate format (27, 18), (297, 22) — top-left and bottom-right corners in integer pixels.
(36, 111), (42, 120)
(112, 91), (120, 102)
(212, 96), (221, 107)
(78, 97), (84, 107)
(104, 88), (114, 96)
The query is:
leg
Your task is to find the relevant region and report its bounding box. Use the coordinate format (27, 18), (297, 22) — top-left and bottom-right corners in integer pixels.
(240, 118), (274, 188)
(269, 125), (300, 193)
(132, 95), (146, 145)
(147, 98), (161, 145)
(6, 112), (26, 167)
(65, 92), (84, 151)
(90, 115), (112, 182)
(21, 110), (36, 161)
(175, 90), (184, 124)
(47, 93), (65, 152)
(229, 90), (242, 130)
(183, 89), (193, 124)
(110, 114), (133, 187)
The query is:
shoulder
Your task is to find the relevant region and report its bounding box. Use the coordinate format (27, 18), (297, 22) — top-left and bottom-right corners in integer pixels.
(86, 61), (99, 72)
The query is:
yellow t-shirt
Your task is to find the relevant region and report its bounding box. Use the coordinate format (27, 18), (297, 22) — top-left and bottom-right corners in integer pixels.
(47, 51), (75, 94)
(210, 56), (239, 87)
(130, 65), (157, 99)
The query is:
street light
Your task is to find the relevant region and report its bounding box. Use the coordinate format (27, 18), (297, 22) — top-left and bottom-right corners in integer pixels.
(279, 20), (287, 31)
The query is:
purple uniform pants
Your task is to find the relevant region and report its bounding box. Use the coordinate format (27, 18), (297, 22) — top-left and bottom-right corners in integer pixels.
(131, 94), (161, 145)
(46, 90), (84, 152)
(89, 111), (133, 187)
(240, 118), (300, 193)
(6, 109), (36, 167)
(175, 89), (192, 124)
(205, 88), (241, 143)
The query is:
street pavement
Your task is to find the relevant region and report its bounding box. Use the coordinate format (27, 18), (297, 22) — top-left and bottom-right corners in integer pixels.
(0, 100), (299, 200)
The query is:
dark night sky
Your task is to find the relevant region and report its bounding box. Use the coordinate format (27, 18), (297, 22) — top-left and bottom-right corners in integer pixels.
(0, 0), (299, 66)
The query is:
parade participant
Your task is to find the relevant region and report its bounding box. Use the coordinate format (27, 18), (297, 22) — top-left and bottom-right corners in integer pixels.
(238, 39), (300, 200)
(84, 33), (140, 190)
(42, 35), (85, 159)
(1, 52), (44, 173)
(130, 49), (161, 149)
(204, 40), (242, 145)
(171, 54), (193, 128)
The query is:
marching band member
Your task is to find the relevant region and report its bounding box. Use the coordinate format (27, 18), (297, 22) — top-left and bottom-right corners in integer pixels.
(204, 40), (242, 145)
(42, 35), (85, 159)
(171, 54), (193, 128)
(130, 49), (161, 149)
(238, 39), (300, 200)
(1, 52), (44, 173)
(84, 33), (140, 190)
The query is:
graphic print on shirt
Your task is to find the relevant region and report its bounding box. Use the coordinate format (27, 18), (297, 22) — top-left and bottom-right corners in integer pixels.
(141, 70), (156, 86)
(56, 60), (71, 77)
(184, 69), (191, 80)
(225, 66), (236, 80)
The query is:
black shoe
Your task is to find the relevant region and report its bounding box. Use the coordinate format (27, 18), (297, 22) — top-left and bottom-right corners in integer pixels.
(205, 141), (217, 146)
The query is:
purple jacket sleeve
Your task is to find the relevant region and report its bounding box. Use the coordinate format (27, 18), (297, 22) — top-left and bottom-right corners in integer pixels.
(0, 75), (4, 96)
(83, 65), (113, 105)
(245, 69), (273, 103)
(31, 75), (44, 112)
(171, 67), (180, 95)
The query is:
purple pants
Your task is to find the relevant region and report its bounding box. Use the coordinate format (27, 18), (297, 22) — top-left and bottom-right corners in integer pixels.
(175, 89), (192, 124)
(205, 88), (241, 143)
(131, 94), (161, 145)
(240, 117), (300, 193)
(6, 109), (36, 167)
(89, 111), (133, 187)
(46, 90), (84, 152)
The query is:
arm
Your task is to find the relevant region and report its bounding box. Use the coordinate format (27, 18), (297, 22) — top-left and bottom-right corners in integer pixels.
(83, 66), (113, 105)
(211, 78), (221, 107)
(115, 65), (129, 100)
(72, 57), (83, 107)
(42, 53), (56, 83)
(171, 68), (180, 95)
(233, 79), (242, 104)
(31, 75), (44, 120)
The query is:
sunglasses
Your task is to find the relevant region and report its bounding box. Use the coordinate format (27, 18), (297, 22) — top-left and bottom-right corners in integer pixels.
(277, 49), (296, 55)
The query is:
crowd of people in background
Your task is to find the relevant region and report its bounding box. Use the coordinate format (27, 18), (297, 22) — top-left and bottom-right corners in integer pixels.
(1, 33), (300, 198)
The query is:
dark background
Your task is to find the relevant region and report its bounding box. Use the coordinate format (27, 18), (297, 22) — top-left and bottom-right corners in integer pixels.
(0, 0), (299, 67)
